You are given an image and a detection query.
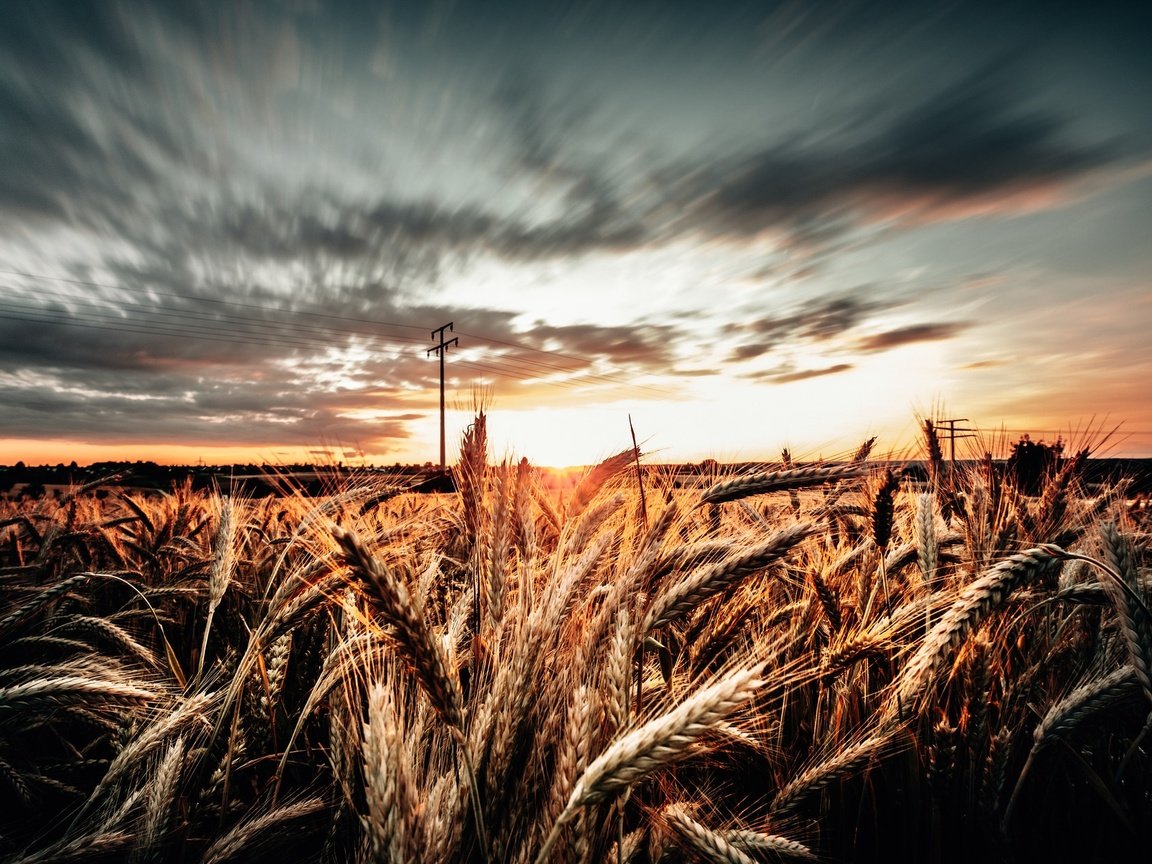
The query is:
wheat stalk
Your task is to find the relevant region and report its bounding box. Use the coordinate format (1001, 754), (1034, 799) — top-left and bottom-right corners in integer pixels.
(699, 464), (868, 506)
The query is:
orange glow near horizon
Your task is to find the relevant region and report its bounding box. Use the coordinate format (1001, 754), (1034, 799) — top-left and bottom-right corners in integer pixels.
(0, 439), (400, 469)
(4, 345), (1151, 469)
(3, 400), (1150, 470)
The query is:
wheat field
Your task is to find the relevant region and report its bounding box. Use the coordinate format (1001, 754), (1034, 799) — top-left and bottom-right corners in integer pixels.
(1, 413), (1149, 863)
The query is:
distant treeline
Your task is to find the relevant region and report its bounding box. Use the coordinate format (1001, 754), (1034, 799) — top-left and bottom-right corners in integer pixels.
(0, 460), (431, 498)
(2, 457), (1151, 499)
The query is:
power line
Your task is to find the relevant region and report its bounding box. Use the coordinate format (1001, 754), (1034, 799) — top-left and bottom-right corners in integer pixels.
(994, 428), (1152, 435)
(0, 306), (652, 402)
(0, 301), (401, 351)
(6, 284), (664, 391)
(0, 308), (330, 352)
(0, 289), (428, 346)
(452, 359), (597, 389)
(456, 329), (597, 366)
(3, 269), (673, 393)
(0, 268), (431, 334)
(456, 328), (674, 395)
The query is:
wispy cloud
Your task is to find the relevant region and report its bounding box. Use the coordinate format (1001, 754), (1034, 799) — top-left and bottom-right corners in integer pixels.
(723, 294), (891, 362)
(853, 322), (970, 353)
(743, 363), (854, 385)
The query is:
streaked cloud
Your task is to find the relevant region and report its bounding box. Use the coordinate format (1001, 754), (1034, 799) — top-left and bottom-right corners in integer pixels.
(743, 363), (855, 385)
(853, 322), (970, 353)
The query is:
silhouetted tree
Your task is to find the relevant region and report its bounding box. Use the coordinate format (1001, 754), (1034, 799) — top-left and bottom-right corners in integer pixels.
(1007, 434), (1064, 495)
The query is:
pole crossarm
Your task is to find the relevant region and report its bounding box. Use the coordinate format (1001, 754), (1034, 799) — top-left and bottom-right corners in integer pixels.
(428, 322), (458, 474)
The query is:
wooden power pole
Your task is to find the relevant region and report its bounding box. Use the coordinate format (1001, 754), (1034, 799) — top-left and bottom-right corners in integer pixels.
(428, 322), (458, 474)
(937, 417), (977, 465)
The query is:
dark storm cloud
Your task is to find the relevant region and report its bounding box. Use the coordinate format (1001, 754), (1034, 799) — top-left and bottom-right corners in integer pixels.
(0, 3), (219, 232)
(493, 71), (579, 179)
(0, 265), (685, 449)
(0, 361), (426, 448)
(723, 294), (890, 362)
(0, 278), (396, 373)
(0, 71), (149, 225)
(4, 1), (1125, 281)
(191, 189), (651, 269)
(0, 2), (147, 82)
(853, 322), (969, 353)
(683, 68), (1122, 241)
(0, 1), (651, 271)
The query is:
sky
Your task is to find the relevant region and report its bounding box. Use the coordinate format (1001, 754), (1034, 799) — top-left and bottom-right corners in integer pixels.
(1, 0), (1150, 468)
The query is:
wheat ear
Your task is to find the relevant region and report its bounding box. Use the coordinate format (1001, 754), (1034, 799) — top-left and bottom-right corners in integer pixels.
(336, 528), (463, 729)
(362, 683), (412, 864)
(0, 573), (91, 638)
(336, 528), (490, 860)
(772, 731), (898, 814)
(133, 735), (186, 864)
(196, 495), (236, 685)
(722, 828), (817, 861)
(1099, 522), (1152, 703)
(642, 523), (812, 634)
(535, 665), (763, 864)
(0, 676), (155, 710)
(1004, 665), (1139, 826)
(699, 464), (867, 506)
(200, 797), (326, 864)
(889, 545), (1063, 713)
(9, 831), (132, 864)
(663, 806), (756, 864)
(567, 447), (638, 518)
(916, 493), (939, 588)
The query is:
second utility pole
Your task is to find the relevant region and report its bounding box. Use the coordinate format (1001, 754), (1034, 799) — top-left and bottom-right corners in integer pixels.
(428, 322), (458, 474)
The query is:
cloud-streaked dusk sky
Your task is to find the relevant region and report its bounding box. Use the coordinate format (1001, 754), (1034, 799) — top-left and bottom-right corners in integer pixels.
(2, 0), (1150, 467)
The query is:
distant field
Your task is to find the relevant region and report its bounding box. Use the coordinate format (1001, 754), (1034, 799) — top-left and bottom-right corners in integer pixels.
(4, 457), (1151, 499)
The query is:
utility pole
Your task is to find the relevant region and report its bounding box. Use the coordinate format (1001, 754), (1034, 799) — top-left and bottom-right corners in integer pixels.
(427, 322), (458, 474)
(936, 417), (977, 464)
